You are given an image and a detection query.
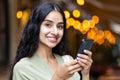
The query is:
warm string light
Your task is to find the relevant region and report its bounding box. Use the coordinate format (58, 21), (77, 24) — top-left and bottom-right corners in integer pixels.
(64, 10), (115, 45)
(76, 0), (85, 6)
(16, 10), (29, 27)
(104, 30), (115, 44)
(72, 9), (80, 18)
(16, 11), (23, 19)
(63, 0), (115, 46)
(64, 10), (70, 19)
(73, 20), (81, 30)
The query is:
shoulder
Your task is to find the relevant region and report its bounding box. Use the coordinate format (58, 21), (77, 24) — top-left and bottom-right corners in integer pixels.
(13, 57), (37, 80)
(14, 57), (30, 67)
(13, 57), (31, 73)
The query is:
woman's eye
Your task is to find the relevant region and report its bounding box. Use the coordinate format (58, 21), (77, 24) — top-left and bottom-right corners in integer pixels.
(57, 25), (64, 30)
(45, 23), (52, 28)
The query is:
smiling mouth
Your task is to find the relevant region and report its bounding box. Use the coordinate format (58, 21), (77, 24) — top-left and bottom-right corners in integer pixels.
(47, 37), (58, 43)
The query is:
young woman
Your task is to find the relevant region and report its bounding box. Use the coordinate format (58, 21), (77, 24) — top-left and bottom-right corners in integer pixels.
(9, 2), (93, 80)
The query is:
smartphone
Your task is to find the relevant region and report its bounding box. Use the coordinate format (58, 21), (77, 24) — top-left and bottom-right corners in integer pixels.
(77, 39), (94, 54)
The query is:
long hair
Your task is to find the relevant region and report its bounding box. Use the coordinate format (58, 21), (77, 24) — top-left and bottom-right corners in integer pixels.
(9, 2), (68, 80)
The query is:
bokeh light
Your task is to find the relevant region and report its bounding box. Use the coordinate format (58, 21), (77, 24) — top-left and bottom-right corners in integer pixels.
(104, 30), (115, 44)
(92, 15), (100, 24)
(73, 20), (81, 30)
(64, 10), (70, 19)
(94, 30), (105, 45)
(76, 0), (85, 6)
(67, 18), (75, 26)
(87, 27), (98, 39)
(72, 9), (80, 18)
(16, 11), (23, 19)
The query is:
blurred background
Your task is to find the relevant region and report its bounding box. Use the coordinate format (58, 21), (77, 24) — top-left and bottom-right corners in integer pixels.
(0, 0), (120, 80)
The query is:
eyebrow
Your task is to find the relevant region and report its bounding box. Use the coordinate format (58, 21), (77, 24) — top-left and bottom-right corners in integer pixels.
(44, 19), (64, 24)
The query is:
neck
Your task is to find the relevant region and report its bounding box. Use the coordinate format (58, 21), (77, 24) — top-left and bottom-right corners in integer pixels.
(35, 44), (54, 60)
(35, 43), (58, 72)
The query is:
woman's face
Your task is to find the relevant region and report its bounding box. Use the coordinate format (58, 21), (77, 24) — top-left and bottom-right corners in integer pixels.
(39, 10), (64, 48)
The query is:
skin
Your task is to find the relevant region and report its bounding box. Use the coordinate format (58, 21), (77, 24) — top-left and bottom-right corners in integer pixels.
(35, 10), (93, 80)
(77, 50), (93, 80)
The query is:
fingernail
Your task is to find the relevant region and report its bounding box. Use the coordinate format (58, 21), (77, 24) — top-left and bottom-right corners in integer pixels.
(84, 50), (87, 52)
(77, 54), (80, 56)
(76, 57), (80, 60)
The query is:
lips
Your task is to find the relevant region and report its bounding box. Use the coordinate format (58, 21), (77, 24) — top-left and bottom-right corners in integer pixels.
(47, 36), (58, 43)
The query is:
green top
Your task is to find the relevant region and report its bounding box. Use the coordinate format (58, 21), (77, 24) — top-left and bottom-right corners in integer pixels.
(13, 53), (80, 80)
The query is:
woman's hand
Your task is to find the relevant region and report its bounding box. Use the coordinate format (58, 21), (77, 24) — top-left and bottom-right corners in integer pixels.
(52, 60), (82, 80)
(77, 50), (93, 79)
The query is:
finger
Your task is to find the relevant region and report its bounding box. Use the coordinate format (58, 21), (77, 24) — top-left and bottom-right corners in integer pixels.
(68, 63), (81, 71)
(77, 58), (89, 69)
(65, 60), (78, 67)
(64, 60), (81, 75)
(68, 63), (82, 74)
(70, 67), (82, 74)
(77, 54), (90, 62)
(77, 57), (88, 65)
(77, 56), (93, 65)
(77, 57), (93, 69)
(83, 50), (92, 57)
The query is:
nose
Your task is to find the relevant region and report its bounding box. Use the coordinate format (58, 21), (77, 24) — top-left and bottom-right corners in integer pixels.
(51, 25), (58, 35)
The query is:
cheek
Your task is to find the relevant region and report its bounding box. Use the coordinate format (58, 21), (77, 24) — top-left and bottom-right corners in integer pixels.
(40, 27), (49, 35)
(39, 28), (48, 40)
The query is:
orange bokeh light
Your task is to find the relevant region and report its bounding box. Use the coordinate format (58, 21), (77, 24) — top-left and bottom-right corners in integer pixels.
(73, 20), (81, 30)
(94, 30), (104, 45)
(92, 15), (99, 24)
(104, 30), (115, 44)
(87, 27), (98, 39)
(64, 10), (70, 18)
(76, 0), (85, 6)
(67, 18), (75, 27)
(73, 9), (80, 18)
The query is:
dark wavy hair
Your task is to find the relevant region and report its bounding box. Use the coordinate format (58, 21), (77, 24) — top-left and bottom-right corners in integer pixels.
(9, 2), (68, 80)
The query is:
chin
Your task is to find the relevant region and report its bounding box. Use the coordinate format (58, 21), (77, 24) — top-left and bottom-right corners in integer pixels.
(47, 43), (58, 48)
(49, 45), (57, 48)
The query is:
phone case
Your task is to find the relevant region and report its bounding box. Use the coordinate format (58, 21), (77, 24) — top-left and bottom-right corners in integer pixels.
(77, 39), (93, 54)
